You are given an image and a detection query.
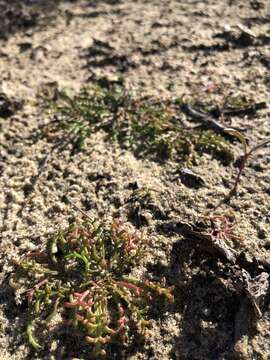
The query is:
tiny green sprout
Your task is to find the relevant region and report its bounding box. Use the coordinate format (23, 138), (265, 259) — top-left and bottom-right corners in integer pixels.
(27, 320), (42, 350)
(10, 219), (173, 357)
(225, 128), (270, 195)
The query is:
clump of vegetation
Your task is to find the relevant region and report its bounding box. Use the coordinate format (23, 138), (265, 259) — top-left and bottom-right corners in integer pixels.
(10, 219), (173, 357)
(48, 84), (234, 163)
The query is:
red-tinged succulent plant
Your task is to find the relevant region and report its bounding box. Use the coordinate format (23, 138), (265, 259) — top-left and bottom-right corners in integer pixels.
(10, 219), (173, 357)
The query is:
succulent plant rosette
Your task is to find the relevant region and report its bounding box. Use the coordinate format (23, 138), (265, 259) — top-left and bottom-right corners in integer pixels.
(10, 219), (173, 357)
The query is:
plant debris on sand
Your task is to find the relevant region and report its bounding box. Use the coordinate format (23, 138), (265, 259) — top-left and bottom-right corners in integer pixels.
(168, 214), (270, 359)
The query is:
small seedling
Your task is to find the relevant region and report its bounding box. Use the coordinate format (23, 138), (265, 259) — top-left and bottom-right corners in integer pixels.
(204, 214), (243, 244)
(10, 219), (173, 357)
(225, 128), (270, 195)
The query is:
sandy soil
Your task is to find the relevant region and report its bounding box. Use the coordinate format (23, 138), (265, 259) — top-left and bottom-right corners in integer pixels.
(0, 0), (270, 359)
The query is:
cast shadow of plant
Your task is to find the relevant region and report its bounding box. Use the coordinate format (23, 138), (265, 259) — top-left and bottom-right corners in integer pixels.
(0, 281), (30, 353)
(166, 234), (261, 360)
